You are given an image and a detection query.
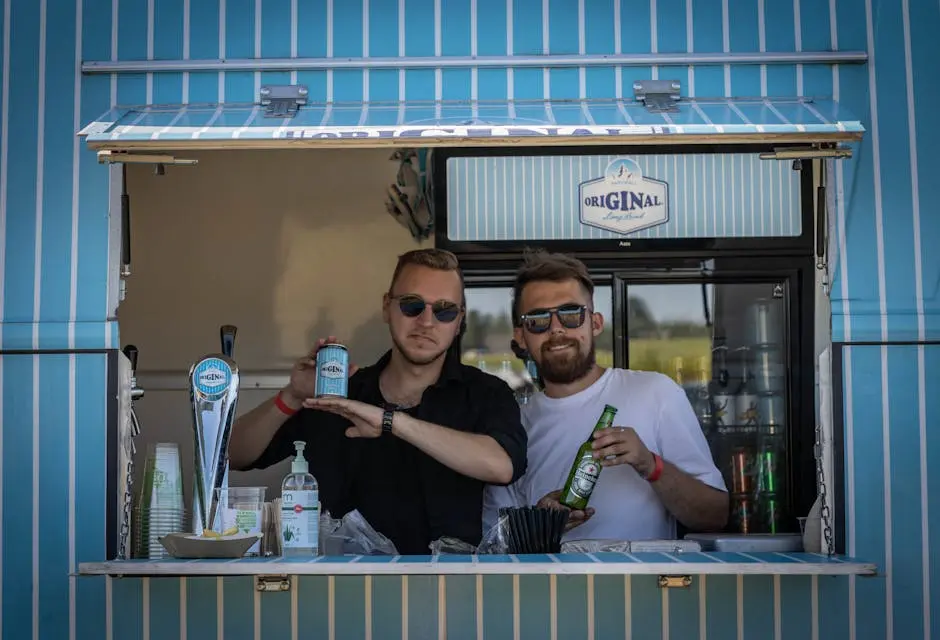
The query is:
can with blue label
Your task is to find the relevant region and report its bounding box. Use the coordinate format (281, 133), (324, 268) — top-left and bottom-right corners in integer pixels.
(315, 343), (349, 398)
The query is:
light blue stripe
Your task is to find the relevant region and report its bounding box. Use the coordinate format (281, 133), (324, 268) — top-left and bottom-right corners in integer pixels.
(801, 0), (835, 96)
(75, 354), (108, 638)
(444, 575), (477, 640)
(260, 0), (292, 89)
(405, 576), (436, 640)
(222, 576), (254, 640)
(743, 576), (774, 637)
(2, 356), (34, 638)
(593, 575), (626, 638)
(727, 0), (760, 96)
(152, 0), (183, 104)
(116, 0), (147, 111)
(555, 576), (587, 639)
(848, 346), (888, 638)
(548, 0), (578, 101)
(38, 355), (70, 640)
(764, 0), (797, 96)
(657, 0), (687, 54)
(149, 578), (181, 639)
(888, 347), (925, 639)
(296, 0), (327, 102)
(2, 0), (39, 328)
(258, 579), (292, 640)
(223, 0), (255, 103)
(112, 578), (143, 638)
(188, 0), (220, 103)
(481, 575), (513, 638)
(780, 576), (813, 638)
(334, 0), (364, 58)
(371, 575), (402, 640)
(927, 346), (940, 640)
(704, 576), (738, 639)
(629, 576), (662, 638)
(517, 575), (550, 639)
(667, 576), (701, 638)
(690, 0), (724, 97)
(296, 576), (329, 637)
(185, 577), (218, 638)
(336, 576), (367, 640)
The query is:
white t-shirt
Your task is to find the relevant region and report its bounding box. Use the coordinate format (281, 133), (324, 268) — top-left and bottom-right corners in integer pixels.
(483, 367), (727, 542)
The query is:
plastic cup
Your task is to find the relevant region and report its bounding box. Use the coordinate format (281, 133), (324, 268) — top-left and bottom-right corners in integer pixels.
(215, 487), (266, 555)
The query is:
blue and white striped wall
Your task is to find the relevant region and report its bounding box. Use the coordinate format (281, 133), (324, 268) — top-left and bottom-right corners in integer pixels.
(1, 0), (938, 638)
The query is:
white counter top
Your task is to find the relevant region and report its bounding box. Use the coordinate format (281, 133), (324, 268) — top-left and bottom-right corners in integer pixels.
(78, 551), (877, 577)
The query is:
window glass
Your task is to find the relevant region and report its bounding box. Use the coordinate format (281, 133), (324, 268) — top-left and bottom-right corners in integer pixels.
(461, 285), (613, 390)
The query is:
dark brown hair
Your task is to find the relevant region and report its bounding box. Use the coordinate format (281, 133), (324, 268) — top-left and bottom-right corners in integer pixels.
(511, 249), (594, 325)
(388, 248), (466, 305)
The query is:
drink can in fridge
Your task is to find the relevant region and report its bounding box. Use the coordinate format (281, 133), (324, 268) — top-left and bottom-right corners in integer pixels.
(315, 343), (349, 398)
(731, 495), (753, 534)
(731, 447), (753, 494)
(757, 447), (780, 493)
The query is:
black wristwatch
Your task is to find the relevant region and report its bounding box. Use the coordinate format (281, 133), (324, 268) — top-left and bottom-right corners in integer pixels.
(382, 409), (395, 435)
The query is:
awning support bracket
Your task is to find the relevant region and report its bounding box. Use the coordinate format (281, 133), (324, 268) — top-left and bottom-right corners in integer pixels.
(260, 84), (308, 118)
(633, 79), (681, 113)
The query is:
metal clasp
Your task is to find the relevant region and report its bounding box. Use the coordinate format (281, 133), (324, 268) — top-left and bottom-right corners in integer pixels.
(658, 575), (692, 588)
(633, 80), (681, 113)
(255, 575), (292, 592)
(260, 85), (308, 118)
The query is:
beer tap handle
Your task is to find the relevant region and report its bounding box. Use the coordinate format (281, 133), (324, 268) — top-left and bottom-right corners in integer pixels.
(220, 325), (237, 359)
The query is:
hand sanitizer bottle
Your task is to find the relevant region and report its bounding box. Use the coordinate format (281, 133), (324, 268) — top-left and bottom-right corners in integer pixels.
(280, 440), (319, 556)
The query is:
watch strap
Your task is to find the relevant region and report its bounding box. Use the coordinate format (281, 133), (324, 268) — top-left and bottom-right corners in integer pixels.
(382, 409), (395, 434)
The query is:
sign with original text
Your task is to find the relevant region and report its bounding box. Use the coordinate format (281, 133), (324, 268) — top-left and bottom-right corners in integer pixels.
(578, 158), (670, 235)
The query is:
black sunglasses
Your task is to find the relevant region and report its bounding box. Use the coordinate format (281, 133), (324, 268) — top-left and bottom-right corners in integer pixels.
(519, 304), (589, 334)
(391, 294), (463, 323)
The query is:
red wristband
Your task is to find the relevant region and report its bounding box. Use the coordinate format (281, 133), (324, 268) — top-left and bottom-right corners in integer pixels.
(646, 453), (664, 482)
(274, 390), (298, 416)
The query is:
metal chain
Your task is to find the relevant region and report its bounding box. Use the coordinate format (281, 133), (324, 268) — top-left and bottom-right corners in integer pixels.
(118, 409), (141, 560)
(814, 420), (835, 556)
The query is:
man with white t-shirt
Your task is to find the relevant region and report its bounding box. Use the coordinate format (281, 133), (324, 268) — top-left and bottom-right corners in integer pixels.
(483, 251), (729, 541)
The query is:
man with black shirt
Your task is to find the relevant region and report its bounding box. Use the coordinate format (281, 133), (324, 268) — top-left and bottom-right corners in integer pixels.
(229, 248), (527, 554)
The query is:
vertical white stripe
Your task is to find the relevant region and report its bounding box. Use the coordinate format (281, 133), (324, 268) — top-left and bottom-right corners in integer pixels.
(397, 0), (404, 120)
(624, 575), (632, 640)
(106, 576), (113, 640)
(33, 3), (47, 637)
(362, 0), (369, 110)
(722, 0), (730, 96)
(68, 0), (82, 634)
(253, 585), (261, 640)
(437, 576), (446, 640)
(290, 0), (297, 85)
(182, 0), (190, 103)
(475, 575), (483, 640)
(811, 575), (819, 640)
(542, 0), (550, 102)
(650, 0), (658, 79)
(434, 0), (441, 118)
(757, 0), (766, 95)
(365, 576), (373, 640)
(829, 0), (839, 99)
(578, 0), (585, 100)
(613, 0), (622, 99)
(773, 575), (781, 640)
(793, 0), (803, 95)
(146, 0), (153, 103)
(586, 575), (595, 640)
(549, 574), (557, 640)
(686, 0), (694, 96)
(863, 2), (892, 635)
(142, 578), (150, 640)
(180, 578), (187, 640)
(845, 347), (856, 639)
(291, 576), (298, 640)
(900, 2), (930, 632)
(512, 574), (520, 640)
(661, 588), (669, 640)
(699, 575), (706, 640)
(326, 0), (333, 102)
(506, 0), (514, 106)
(736, 575), (743, 640)
(400, 576), (408, 640)
(218, 0), (226, 102)
(216, 577), (224, 640)
(110, 0), (117, 106)
(254, 0), (262, 98)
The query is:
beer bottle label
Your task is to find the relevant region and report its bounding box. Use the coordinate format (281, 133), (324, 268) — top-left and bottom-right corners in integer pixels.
(570, 456), (601, 499)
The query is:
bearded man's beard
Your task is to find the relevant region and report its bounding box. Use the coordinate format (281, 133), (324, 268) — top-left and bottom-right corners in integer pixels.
(538, 336), (596, 384)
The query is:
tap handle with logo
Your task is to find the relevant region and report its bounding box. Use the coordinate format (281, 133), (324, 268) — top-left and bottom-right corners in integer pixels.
(220, 325), (237, 359)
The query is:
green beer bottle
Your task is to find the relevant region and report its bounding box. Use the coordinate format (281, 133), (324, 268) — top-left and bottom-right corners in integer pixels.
(559, 404), (619, 510)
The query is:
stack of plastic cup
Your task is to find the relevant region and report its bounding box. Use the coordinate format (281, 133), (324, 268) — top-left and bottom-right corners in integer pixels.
(133, 442), (186, 559)
(215, 486), (266, 556)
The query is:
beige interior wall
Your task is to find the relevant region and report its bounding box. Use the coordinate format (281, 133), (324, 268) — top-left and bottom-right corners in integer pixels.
(120, 148), (427, 509)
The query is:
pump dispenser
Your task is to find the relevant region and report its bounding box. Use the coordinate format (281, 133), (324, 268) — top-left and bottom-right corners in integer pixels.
(280, 440), (319, 556)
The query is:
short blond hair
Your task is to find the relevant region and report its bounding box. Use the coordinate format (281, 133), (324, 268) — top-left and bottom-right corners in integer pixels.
(388, 248), (466, 304)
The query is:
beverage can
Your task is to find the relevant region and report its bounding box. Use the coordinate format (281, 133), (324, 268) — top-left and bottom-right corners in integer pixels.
(731, 447), (754, 494)
(315, 343), (349, 398)
(730, 495), (753, 534)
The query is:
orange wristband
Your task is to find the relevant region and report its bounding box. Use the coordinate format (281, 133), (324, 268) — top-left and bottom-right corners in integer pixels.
(647, 453), (664, 482)
(274, 390), (298, 416)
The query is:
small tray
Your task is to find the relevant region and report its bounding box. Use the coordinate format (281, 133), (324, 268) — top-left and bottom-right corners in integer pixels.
(158, 532), (264, 559)
(683, 533), (802, 553)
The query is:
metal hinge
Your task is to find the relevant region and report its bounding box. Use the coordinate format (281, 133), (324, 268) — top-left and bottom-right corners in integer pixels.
(633, 79), (681, 113)
(255, 575), (292, 592)
(260, 85), (308, 118)
(658, 575), (692, 588)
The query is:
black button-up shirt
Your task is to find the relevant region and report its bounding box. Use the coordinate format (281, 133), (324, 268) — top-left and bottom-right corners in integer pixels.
(247, 349), (528, 555)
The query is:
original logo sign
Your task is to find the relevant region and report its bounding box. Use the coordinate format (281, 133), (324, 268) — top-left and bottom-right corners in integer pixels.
(192, 357), (233, 399)
(578, 158), (669, 235)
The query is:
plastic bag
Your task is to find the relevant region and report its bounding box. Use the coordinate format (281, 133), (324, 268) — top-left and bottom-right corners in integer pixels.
(428, 536), (477, 554)
(324, 509), (398, 556)
(476, 514), (511, 554)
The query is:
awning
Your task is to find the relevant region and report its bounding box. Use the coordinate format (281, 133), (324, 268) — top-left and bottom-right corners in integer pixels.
(78, 96), (864, 152)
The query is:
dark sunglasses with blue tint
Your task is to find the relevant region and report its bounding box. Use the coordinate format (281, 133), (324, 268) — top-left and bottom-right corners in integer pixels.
(519, 304), (590, 334)
(390, 294), (463, 323)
